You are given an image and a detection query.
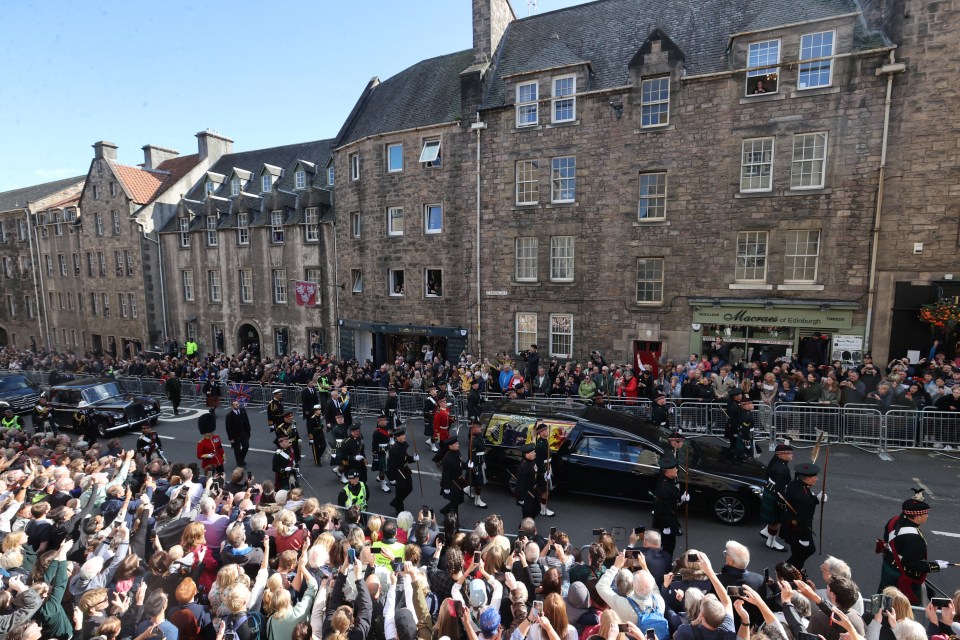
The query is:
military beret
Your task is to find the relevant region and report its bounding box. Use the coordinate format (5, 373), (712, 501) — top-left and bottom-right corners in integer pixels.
(795, 463), (820, 477)
(345, 469), (360, 479)
(659, 455), (678, 470)
(520, 443), (536, 454)
(349, 423), (361, 431)
(775, 443), (794, 452)
(392, 428), (406, 437)
(442, 435), (459, 446)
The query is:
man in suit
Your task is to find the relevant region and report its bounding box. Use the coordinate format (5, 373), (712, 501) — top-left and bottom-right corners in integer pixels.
(533, 366), (551, 397)
(301, 380), (320, 421)
(225, 399), (252, 467)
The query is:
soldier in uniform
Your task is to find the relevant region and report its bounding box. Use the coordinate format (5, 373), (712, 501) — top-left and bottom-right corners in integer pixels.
(732, 397), (756, 462)
(74, 402), (98, 444)
(464, 418), (487, 509)
(878, 491), (949, 604)
(33, 395), (55, 435)
(274, 411), (302, 465)
(340, 422), (366, 484)
(338, 469), (368, 511)
(666, 430), (688, 463)
(534, 422), (555, 517)
(325, 386), (353, 461)
(467, 379), (483, 422)
(423, 386), (438, 442)
(306, 404), (326, 466)
(387, 428), (418, 515)
(384, 385), (400, 432)
(759, 443), (793, 551)
(432, 395), (452, 454)
(136, 422), (165, 462)
(515, 443), (540, 524)
(267, 389), (285, 432)
(272, 435), (298, 490)
(781, 463), (823, 572)
(652, 455), (689, 555)
(650, 392), (671, 431)
(439, 435), (465, 518)
(372, 412), (392, 493)
(725, 387), (744, 454)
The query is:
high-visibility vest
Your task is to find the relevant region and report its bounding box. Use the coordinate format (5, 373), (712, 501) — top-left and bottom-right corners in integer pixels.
(343, 483), (367, 511)
(1, 416), (22, 430)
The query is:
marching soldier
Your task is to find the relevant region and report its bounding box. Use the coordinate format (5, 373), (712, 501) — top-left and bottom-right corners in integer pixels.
(387, 428), (418, 515)
(651, 392), (671, 430)
(439, 435), (465, 518)
(274, 411), (302, 465)
(338, 469), (368, 511)
(878, 491), (949, 604)
(74, 402), (98, 444)
(423, 386), (438, 443)
(272, 435), (298, 490)
(534, 422), (555, 517)
(732, 397), (756, 462)
(306, 404), (327, 466)
(340, 422), (366, 484)
(33, 395), (55, 435)
(136, 422), (165, 462)
(759, 443), (793, 551)
(326, 386), (353, 458)
(666, 429), (688, 463)
(432, 395), (452, 454)
(467, 379), (483, 421)
(372, 412), (392, 493)
(267, 389), (285, 432)
(781, 463), (823, 571)
(515, 443), (540, 523)
(725, 387), (744, 454)
(384, 385), (400, 432)
(464, 418), (487, 509)
(652, 454), (689, 555)
(197, 420), (226, 475)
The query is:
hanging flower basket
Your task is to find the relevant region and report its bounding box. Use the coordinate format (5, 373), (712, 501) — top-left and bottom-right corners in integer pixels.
(918, 298), (960, 331)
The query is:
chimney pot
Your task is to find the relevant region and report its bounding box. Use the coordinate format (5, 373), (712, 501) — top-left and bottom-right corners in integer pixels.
(93, 141), (118, 161)
(196, 130), (234, 161)
(141, 145), (179, 170)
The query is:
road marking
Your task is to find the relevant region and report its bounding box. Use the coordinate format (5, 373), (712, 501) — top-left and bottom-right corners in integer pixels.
(912, 478), (935, 499)
(157, 409), (205, 423)
(931, 530), (960, 538)
(848, 488), (901, 503)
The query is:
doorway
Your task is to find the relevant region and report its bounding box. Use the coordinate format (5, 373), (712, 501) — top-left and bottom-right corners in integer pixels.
(0, 327), (6, 347)
(91, 334), (103, 356)
(634, 341), (662, 378)
(237, 324), (261, 357)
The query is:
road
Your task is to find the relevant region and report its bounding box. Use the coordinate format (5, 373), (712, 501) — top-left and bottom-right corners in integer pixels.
(111, 399), (960, 596)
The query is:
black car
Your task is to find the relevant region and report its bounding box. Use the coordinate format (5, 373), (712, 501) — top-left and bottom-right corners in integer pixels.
(0, 373), (41, 415)
(47, 378), (161, 437)
(480, 399), (767, 525)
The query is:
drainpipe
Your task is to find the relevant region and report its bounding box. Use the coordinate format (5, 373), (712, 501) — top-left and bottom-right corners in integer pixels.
(471, 114), (487, 360)
(136, 221), (168, 340)
(864, 52), (905, 354)
(23, 206), (47, 347)
(326, 217), (342, 359)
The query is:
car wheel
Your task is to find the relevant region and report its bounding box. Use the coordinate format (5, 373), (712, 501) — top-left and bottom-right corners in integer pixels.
(712, 492), (749, 525)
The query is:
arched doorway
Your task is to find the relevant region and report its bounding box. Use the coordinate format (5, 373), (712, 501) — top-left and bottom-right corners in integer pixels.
(237, 323), (261, 358)
(0, 327), (7, 347)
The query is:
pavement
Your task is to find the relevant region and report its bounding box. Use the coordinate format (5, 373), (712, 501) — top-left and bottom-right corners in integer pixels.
(112, 400), (960, 596)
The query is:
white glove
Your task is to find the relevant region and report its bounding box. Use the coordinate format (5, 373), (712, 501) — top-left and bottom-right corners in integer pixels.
(663, 528), (671, 535)
(468, 461), (474, 469)
(203, 454), (212, 459)
(443, 489), (450, 495)
(936, 560), (950, 570)
(817, 491), (827, 502)
(799, 540), (810, 547)
(680, 492), (690, 503)
(354, 455), (364, 461)
(284, 466), (292, 472)
(544, 472), (552, 481)
(413, 454), (419, 461)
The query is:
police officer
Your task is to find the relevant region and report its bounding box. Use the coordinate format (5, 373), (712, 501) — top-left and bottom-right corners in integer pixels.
(781, 462), (823, 571)
(534, 422), (555, 517)
(651, 392), (671, 430)
(465, 418), (487, 509)
(387, 428), (418, 515)
(878, 491), (949, 604)
(423, 386), (438, 442)
(439, 435), (465, 518)
(274, 411), (302, 465)
(515, 443), (540, 523)
(0, 408), (23, 431)
(340, 422), (366, 484)
(652, 454), (689, 555)
(317, 367), (333, 409)
(306, 404), (326, 466)
(137, 422), (165, 462)
(372, 412), (392, 493)
(267, 389), (285, 432)
(759, 444), (793, 551)
(338, 469), (368, 511)
(272, 435), (298, 490)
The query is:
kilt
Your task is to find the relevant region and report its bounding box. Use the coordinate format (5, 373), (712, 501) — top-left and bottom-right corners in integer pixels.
(759, 487), (784, 525)
(206, 395), (221, 409)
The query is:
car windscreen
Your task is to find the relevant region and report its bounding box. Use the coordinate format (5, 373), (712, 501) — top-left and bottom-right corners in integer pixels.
(0, 377), (30, 392)
(484, 413), (577, 452)
(81, 382), (124, 404)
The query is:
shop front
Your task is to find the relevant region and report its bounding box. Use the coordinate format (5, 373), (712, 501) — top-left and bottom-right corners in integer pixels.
(687, 298), (862, 368)
(338, 319), (468, 366)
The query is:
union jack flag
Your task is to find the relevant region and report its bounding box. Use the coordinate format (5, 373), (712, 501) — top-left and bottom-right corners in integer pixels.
(229, 383), (253, 407)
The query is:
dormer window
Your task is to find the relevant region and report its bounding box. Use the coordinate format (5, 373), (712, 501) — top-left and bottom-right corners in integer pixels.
(516, 81), (538, 127)
(746, 39), (780, 95)
(552, 75), (576, 123)
(230, 178), (241, 196)
(327, 166), (335, 186)
(261, 174), (273, 193)
(294, 170), (306, 190)
(205, 181), (216, 195)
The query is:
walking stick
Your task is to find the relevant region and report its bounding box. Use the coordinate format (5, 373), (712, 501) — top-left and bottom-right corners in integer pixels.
(684, 443), (690, 550)
(407, 419), (425, 497)
(818, 439), (830, 554)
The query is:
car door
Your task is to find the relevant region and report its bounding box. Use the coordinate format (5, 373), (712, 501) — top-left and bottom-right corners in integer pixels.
(622, 440), (663, 501)
(564, 433), (629, 497)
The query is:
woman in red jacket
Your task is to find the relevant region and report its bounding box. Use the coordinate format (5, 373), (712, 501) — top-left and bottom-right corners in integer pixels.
(619, 369), (640, 405)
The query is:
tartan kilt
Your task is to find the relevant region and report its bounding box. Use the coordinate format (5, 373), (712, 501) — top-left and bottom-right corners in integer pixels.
(759, 488), (784, 525)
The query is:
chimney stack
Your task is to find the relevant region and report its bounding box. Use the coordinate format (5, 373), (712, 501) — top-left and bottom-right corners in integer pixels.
(93, 141), (118, 161)
(196, 130), (234, 161)
(142, 145), (179, 170)
(472, 0), (515, 63)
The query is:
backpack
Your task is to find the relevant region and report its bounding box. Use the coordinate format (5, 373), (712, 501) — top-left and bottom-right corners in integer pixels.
(625, 596), (670, 640)
(223, 611), (264, 640)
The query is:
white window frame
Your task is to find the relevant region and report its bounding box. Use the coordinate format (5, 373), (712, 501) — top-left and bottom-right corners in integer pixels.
(388, 269), (405, 297)
(790, 132), (828, 190)
(98, 252), (106, 277)
(109, 181), (117, 196)
(515, 312), (538, 353)
(239, 269), (253, 303)
(294, 170), (306, 190)
(54, 210), (63, 236)
(351, 269), (363, 294)
(745, 39), (781, 96)
(26, 295), (35, 319)
(272, 269), (287, 304)
(270, 211), (285, 244)
(58, 254), (67, 276)
(67, 292), (74, 310)
(350, 153), (360, 181)
(206, 215), (218, 246)
(515, 237), (538, 282)
(17, 218), (26, 241)
(636, 258), (665, 304)
(387, 207), (404, 237)
(798, 30), (835, 90)
(327, 166), (335, 185)
(114, 251), (123, 277)
(735, 231), (769, 282)
(305, 268), (322, 306)
(740, 137), (775, 193)
(205, 181), (216, 195)
(550, 236), (575, 282)
(112, 211), (121, 236)
(182, 270), (194, 301)
(237, 212), (249, 245)
(638, 172), (667, 220)
(119, 293), (127, 318)
(91, 292), (99, 316)
(419, 139), (441, 167)
(515, 159), (539, 205)
(178, 217), (190, 247)
(784, 230), (821, 283)
(424, 204), (442, 234)
(71, 253), (80, 276)
(551, 156), (576, 203)
(304, 207), (320, 242)
(261, 174), (273, 193)
(516, 81), (539, 127)
(640, 76), (670, 127)
(275, 327), (289, 357)
(551, 74), (576, 123)
(95, 212), (104, 237)
(230, 178), (241, 196)
(6, 295), (15, 318)
(424, 268), (443, 298)
(387, 143), (404, 173)
(208, 270), (222, 302)
(350, 212), (361, 238)
(549, 314), (574, 358)
(102, 293), (110, 317)
(44, 254), (52, 276)
(125, 250), (134, 276)
(129, 293), (137, 318)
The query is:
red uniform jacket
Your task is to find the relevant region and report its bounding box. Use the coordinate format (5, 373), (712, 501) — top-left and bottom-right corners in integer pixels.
(433, 407), (452, 441)
(197, 435), (225, 469)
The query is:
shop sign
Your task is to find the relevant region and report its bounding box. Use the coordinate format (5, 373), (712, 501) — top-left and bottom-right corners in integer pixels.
(692, 306), (852, 329)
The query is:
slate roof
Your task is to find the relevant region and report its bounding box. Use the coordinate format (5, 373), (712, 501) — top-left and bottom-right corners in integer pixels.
(0, 176), (85, 213)
(481, 0), (866, 109)
(111, 153), (200, 205)
(336, 49), (476, 147)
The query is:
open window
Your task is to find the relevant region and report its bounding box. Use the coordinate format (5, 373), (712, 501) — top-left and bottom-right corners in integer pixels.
(419, 139), (441, 167)
(388, 269), (405, 296)
(745, 39), (780, 95)
(425, 269), (443, 297)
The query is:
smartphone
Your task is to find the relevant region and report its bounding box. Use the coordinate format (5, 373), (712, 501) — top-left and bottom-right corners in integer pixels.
(435, 533), (445, 547)
(646, 630), (657, 640)
(882, 595), (893, 612)
(473, 551), (481, 564)
(625, 549), (640, 559)
(617, 624), (629, 633)
(592, 528), (605, 536)
(550, 526), (557, 539)
(931, 597), (952, 608)
(634, 526), (646, 535)
(687, 552), (698, 563)
(454, 600), (464, 617)
(763, 568), (770, 583)
(799, 633), (819, 640)
(391, 559), (403, 572)
(347, 548), (357, 563)
(533, 600), (544, 617)
(246, 471), (253, 482)
(870, 594), (883, 612)
(727, 585), (741, 598)
(672, 573), (684, 582)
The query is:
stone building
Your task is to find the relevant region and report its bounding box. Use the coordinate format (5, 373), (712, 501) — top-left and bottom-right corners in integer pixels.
(0, 177), (85, 349)
(334, 0), (895, 369)
(158, 139), (335, 358)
